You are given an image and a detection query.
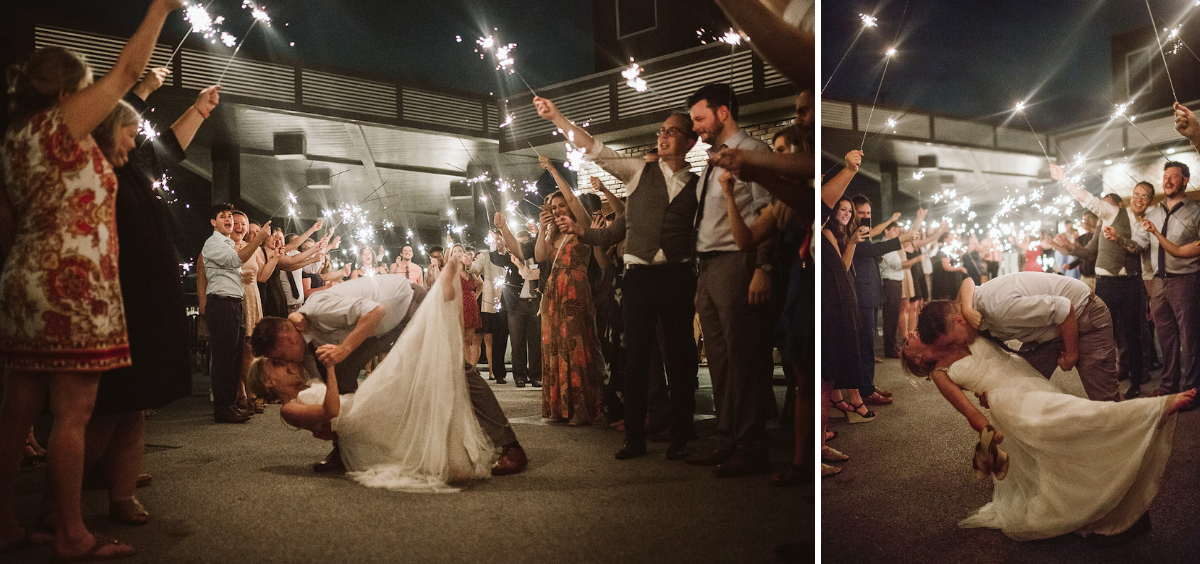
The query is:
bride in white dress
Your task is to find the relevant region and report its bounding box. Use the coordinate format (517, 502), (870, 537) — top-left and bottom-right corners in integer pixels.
(901, 299), (1194, 541)
(252, 249), (495, 493)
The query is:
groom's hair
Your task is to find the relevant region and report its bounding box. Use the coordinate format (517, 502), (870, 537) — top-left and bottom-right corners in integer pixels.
(917, 300), (960, 345)
(251, 317), (291, 357)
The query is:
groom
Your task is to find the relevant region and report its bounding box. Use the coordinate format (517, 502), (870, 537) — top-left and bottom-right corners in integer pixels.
(250, 271), (528, 475)
(908, 272), (1120, 402)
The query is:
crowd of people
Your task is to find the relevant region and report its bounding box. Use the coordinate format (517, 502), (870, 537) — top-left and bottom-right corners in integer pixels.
(0, 0), (814, 560)
(822, 99), (1200, 543)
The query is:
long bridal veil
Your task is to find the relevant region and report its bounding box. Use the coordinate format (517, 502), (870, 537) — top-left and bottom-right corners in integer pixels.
(332, 272), (496, 492)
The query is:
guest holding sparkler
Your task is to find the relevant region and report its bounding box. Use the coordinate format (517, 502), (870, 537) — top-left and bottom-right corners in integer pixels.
(931, 232), (968, 300)
(492, 217), (541, 388)
(424, 246), (445, 289)
(84, 75), (218, 525)
(471, 236), (509, 383)
(535, 159), (602, 427)
(1126, 161), (1200, 398)
(0, 1), (182, 558)
(391, 244), (424, 285)
(1049, 165), (1149, 399)
(535, 93), (699, 456)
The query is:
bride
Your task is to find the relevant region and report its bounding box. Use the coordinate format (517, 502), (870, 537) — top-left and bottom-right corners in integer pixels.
(249, 248), (495, 492)
(900, 289), (1194, 542)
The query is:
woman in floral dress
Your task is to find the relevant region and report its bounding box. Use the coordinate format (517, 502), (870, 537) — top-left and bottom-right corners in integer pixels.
(0, 1), (181, 560)
(536, 164), (602, 426)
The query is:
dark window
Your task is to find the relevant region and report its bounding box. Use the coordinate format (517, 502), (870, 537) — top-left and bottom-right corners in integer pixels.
(1126, 46), (1153, 100)
(617, 0), (657, 39)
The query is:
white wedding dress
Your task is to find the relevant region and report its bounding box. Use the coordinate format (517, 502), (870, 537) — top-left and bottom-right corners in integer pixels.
(296, 272), (495, 493)
(945, 339), (1177, 540)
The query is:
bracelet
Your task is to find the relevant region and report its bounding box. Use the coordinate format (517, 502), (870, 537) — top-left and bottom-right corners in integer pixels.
(193, 105), (210, 119)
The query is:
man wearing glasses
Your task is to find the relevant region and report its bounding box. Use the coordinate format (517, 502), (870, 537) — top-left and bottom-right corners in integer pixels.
(533, 95), (702, 462)
(1049, 164), (1150, 398)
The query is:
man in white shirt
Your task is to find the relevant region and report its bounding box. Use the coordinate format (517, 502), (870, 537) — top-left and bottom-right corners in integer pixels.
(879, 223), (909, 359)
(908, 272), (1120, 402)
(201, 203), (271, 422)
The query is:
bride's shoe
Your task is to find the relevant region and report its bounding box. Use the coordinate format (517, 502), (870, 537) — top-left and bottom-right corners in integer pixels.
(973, 426), (996, 481)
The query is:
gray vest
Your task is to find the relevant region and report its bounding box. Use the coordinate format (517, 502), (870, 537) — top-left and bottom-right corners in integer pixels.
(625, 162), (700, 263)
(1096, 208), (1142, 276)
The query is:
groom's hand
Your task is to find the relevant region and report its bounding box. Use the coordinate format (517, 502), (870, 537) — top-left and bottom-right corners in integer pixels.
(1057, 350), (1078, 372)
(316, 344), (349, 366)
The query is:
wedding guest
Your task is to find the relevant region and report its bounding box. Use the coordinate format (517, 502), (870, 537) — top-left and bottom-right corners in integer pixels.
(0, 2), (180, 559)
(535, 95), (698, 458)
(85, 75), (216, 525)
(471, 235), (509, 383)
(424, 245), (445, 288)
(391, 244), (424, 285)
(452, 244), (484, 367)
(493, 218), (541, 388)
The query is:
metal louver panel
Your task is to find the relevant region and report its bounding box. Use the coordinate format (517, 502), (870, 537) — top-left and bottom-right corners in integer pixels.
(34, 26), (173, 78)
(302, 70), (396, 118)
(763, 61), (790, 89)
(934, 117), (995, 146)
(401, 87), (484, 130)
(821, 100), (853, 130)
(487, 103), (501, 134)
(617, 51), (755, 119)
(181, 49), (294, 103)
(510, 84), (610, 140)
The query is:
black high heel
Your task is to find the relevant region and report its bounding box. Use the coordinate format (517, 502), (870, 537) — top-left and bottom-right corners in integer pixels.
(834, 401), (876, 424)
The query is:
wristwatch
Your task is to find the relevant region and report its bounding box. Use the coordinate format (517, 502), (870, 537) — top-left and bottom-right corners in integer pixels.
(756, 263), (772, 273)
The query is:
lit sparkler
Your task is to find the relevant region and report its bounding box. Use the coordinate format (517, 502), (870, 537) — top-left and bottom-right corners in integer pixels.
(217, 1), (272, 85)
(1144, 0), (1180, 102)
(139, 119), (159, 141)
(860, 14), (878, 27)
(622, 61), (648, 92)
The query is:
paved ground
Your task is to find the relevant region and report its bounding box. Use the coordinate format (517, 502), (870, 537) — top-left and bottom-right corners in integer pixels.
(11, 366), (811, 563)
(822, 355), (1200, 564)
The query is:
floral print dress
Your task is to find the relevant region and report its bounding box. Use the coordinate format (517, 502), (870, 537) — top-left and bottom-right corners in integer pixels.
(540, 235), (602, 424)
(1, 109), (130, 371)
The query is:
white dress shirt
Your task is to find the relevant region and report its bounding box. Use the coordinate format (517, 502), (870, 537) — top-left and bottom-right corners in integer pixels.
(201, 231), (244, 298)
(973, 272), (1092, 344)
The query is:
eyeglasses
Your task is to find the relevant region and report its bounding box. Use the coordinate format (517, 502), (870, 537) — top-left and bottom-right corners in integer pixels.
(657, 127), (687, 138)
(1130, 194), (1151, 202)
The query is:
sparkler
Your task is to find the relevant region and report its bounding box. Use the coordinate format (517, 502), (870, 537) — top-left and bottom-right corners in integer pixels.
(1012, 101), (1051, 161)
(168, 3), (230, 63)
(1106, 97), (1171, 161)
(859, 46), (898, 150)
(1144, 0), (1180, 102)
(622, 60), (648, 92)
(473, 33), (537, 97)
(217, 1), (271, 85)
(823, 13), (880, 93)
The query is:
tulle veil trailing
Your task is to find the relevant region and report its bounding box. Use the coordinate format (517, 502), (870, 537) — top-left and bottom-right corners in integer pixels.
(331, 271), (496, 492)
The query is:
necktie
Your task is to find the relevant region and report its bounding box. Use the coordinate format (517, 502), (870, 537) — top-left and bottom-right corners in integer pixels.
(693, 144), (727, 230)
(1157, 203), (1181, 277)
(286, 270), (300, 299)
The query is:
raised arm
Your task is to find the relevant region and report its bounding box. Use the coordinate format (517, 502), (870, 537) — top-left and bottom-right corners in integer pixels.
(869, 212), (901, 239)
(283, 221), (323, 253)
(60, 0), (181, 141)
(711, 0), (813, 86)
(591, 177), (625, 218)
(534, 209), (556, 263)
(171, 85), (220, 150)
(533, 96), (595, 153)
(1174, 102), (1200, 157)
(820, 150), (863, 208)
(541, 157), (591, 223)
(493, 212), (524, 261)
(237, 221), (272, 264)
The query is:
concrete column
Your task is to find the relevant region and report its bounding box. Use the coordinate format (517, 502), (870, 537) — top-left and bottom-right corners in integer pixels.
(211, 141), (241, 209)
(880, 160), (899, 218)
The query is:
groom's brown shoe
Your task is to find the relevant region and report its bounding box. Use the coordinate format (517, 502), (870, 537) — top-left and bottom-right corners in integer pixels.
(492, 443), (528, 476)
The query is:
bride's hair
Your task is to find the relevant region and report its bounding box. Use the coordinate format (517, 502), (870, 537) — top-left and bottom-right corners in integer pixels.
(916, 300), (960, 345)
(899, 346), (936, 378)
(247, 357), (278, 402)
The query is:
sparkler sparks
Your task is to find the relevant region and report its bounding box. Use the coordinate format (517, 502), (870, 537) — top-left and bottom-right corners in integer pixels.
(860, 14), (878, 28)
(1014, 101), (1026, 112)
(719, 29), (747, 45)
(622, 61), (648, 92)
(138, 119), (158, 140)
(885, 47), (897, 57)
(1110, 102), (1132, 121)
(498, 113), (514, 128)
(912, 171), (924, 180)
(220, 32), (237, 47)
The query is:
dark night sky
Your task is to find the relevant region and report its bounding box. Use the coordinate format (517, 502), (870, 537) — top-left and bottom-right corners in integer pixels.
(5, 0), (595, 96)
(822, 0), (1186, 130)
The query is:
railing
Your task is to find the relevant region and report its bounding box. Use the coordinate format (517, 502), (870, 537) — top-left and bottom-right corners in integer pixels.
(32, 25), (500, 139)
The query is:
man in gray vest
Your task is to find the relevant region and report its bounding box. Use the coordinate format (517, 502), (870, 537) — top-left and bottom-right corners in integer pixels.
(1050, 164), (1148, 398)
(534, 95), (701, 462)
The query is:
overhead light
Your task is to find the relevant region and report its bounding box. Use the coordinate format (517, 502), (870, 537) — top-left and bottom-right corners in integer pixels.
(274, 132), (306, 160)
(1168, 148), (1177, 154)
(1104, 159), (1113, 165)
(306, 167), (332, 189)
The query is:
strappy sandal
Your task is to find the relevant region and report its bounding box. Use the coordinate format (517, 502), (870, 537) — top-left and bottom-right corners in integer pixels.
(845, 402), (876, 424)
(827, 399), (847, 419)
(109, 497), (148, 525)
(973, 426), (997, 481)
(52, 533), (134, 563)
